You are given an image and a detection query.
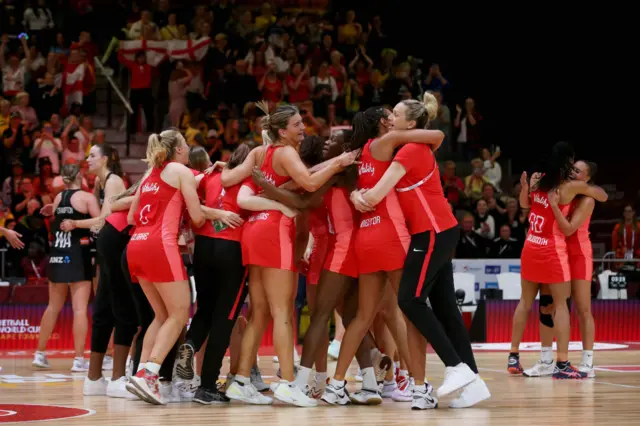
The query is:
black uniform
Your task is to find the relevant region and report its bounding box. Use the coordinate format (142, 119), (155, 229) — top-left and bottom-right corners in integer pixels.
(47, 189), (92, 283)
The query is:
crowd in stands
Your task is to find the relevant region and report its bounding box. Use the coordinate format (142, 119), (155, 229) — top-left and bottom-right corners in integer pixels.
(0, 0), (635, 283)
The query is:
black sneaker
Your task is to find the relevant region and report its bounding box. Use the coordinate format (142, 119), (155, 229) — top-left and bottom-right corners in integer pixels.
(194, 387), (231, 405)
(175, 342), (195, 381)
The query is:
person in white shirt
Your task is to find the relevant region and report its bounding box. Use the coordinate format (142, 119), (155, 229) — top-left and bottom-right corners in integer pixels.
(23, 1), (54, 32)
(127, 10), (161, 40)
(1, 34), (31, 97)
(481, 147), (502, 190)
(31, 122), (63, 174)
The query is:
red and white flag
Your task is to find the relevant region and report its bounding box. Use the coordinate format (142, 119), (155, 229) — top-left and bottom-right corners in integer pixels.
(61, 62), (86, 113)
(119, 38), (211, 66)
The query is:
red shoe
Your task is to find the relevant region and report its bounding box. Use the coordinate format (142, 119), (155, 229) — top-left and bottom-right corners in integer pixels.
(130, 369), (165, 405)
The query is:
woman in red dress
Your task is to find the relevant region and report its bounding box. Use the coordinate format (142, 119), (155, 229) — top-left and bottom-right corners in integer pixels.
(509, 144), (608, 380)
(223, 103), (356, 407)
(126, 129), (206, 405)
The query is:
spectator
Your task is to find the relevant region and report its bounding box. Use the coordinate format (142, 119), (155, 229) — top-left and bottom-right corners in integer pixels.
(254, 3), (276, 33)
(285, 62), (310, 107)
(20, 240), (48, 282)
(31, 122), (62, 173)
(1, 34), (31, 98)
(32, 157), (54, 202)
(338, 10), (362, 49)
(168, 63), (193, 127)
(441, 160), (465, 208)
(154, 0), (171, 29)
(612, 204), (640, 259)
(424, 63), (450, 93)
(2, 112), (32, 173)
(69, 31), (98, 64)
(0, 199), (15, 236)
(481, 147), (502, 189)
(118, 45), (157, 134)
(474, 199), (495, 240)
(128, 10), (161, 40)
(23, 0), (55, 33)
(454, 97), (482, 158)
(1, 160), (24, 207)
(383, 62), (415, 106)
(0, 99), (10, 134)
(11, 92), (39, 131)
(464, 158), (491, 202)
(366, 15), (385, 60)
(259, 63), (283, 105)
(160, 12), (180, 40)
(504, 197), (527, 244)
(50, 32), (69, 56)
(456, 213), (487, 258)
(62, 134), (86, 164)
(481, 183), (505, 218)
(489, 224), (521, 259)
(310, 62), (337, 121)
(360, 69), (384, 110)
(34, 71), (61, 120)
(12, 197), (49, 255)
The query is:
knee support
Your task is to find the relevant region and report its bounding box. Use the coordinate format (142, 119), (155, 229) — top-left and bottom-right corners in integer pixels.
(539, 294), (554, 328)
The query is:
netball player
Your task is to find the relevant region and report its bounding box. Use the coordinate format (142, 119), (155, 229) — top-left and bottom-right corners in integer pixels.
(523, 160), (598, 378)
(352, 94), (487, 408)
(223, 103), (356, 407)
(126, 129), (206, 405)
(322, 105), (443, 406)
(509, 143), (607, 379)
(32, 164), (101, 372)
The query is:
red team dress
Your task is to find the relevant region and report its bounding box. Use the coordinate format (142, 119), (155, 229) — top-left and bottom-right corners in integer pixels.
(521, 190), (572, 284)
(323, 186), (359, 278)
(567, 198), (593, 281)
(106, 210), (131, 233)
(127, 164), (188, 283)
(241, 145), (296, 271)
(307, 207), (329, 285)
(394, 144), (458, 235)
(355, 139), (410, 274)
(192, 171), (224, 239)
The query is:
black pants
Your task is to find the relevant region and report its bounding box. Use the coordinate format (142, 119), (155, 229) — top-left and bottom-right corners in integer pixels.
(397, 227), (478, 373)
(189, 236), (247, 391)
(91, 223), (138, 352)
(121, 245), (178, 379)
(128, 88), (154, 134)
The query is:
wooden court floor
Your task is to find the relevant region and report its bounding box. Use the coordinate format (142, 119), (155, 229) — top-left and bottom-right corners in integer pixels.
(1, 349), (640, 425)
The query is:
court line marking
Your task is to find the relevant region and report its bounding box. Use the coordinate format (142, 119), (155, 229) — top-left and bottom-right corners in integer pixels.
(0, 403), (95, 424)
(478, 367), (640, 389)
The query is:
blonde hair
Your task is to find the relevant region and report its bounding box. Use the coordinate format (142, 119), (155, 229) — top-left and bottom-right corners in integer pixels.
(401, 92), (438, 129)
(61, 163), (81, 185)
(144, 128), (185, 168)
(256, 100), (300, 146)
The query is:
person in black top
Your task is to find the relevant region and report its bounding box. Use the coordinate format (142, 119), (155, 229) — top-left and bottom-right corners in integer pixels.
(456, 214), (487, 259)
(32, 164), (101, 373)
(489, 224), (522, 259)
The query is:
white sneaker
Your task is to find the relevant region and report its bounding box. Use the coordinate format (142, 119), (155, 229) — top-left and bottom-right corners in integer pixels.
(350, 388), (382, 405)
(107, 376), (134, 398)
(226, 380), (273, 405)
(273, 382), (318, 407)
(578, 363), (596, 378)
(321, 379), (350, 405)
(392, 377), (414, 402)
(411, 383), (438, 410)
(83, 376), (108, 396)
(449, 375), (491, 408)
(32, 352), (50, 369)
(71, 358), (89, 373)
(523, 360), (555, 377)
(125, 356), (133, 378)
(174, 375), (200, 396)
(160, 382), (194, 403)
(354, 368), (363, 383)
(102, 356), (114, 371)
(381, 379), (397, 398)
(437, 363), (476, 398)
(327, 340), (341, 359)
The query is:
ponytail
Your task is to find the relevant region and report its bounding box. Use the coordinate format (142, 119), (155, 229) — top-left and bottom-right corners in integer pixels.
(97, 144), (123, 177)
(144, 129), (183, 168)
(423, 92), (438, 123)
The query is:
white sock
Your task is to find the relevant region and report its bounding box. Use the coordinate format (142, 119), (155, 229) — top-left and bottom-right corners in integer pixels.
(541, 346), (553, 363)
(414, 383), (427, 392)
(137, 362), (146, 372)
(294, 366), (312, 388)
(582, 350), (594, 367)
(145, 362), (161, 375)
(315, 371), (328, 388)
(74, 356), (84, 362)
(362, 367), (377, 390)
(398, 369), (409, 378)
(370, 348), (381, 360)
(235, 374), (250, 384)
(329, 377), (345, 387)
(394, 361), (400, 369)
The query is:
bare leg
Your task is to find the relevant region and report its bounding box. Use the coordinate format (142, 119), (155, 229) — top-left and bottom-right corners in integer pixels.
(69, 281), (91, 359)
(138, 279), (168, 363)
(572, 279), (594, 351)
(37, 283), (68, 352)
(510, 279), (540, 353)
(148, 280), (191, 364)
(306, 283), (328, 373)
(549, 282), (572, 362)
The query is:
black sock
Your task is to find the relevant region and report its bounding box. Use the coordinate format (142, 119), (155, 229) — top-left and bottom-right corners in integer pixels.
(509, 352), (519, 358)
(556, 360), (569, 369)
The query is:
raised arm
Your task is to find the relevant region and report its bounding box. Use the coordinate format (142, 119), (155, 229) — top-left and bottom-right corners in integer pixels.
(220, 146), (263, 187)
(361, 161), (407, 207)
(565, 180), (608, 203)
(519, 172), (530, 209)
(549, 191), (595, 236)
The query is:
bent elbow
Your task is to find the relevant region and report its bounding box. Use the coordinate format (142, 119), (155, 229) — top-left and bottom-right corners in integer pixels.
(191, 213), (206, 228)
(237, 196), (250, 210)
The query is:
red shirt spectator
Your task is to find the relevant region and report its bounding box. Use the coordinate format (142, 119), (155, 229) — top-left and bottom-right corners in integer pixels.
(118, 50), (154, 89)
(260, 70), (283, 103)
(441, 160), (465, 207)
(286, 64), (310, 104)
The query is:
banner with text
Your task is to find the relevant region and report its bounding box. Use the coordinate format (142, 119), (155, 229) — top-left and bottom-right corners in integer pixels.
(452, 258), (521, 299)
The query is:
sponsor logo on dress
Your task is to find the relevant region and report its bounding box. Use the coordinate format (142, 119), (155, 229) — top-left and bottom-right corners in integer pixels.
(533, 193), (549, 208)
(358, 163), (375, 176)
(249, 212), (269, 222)
(526, 234), (549, 246)
(360, 216), (381, 228)
(49, 256), (71, 264)
(130, 232), (149, 241)
(141, 182), (160, 194)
